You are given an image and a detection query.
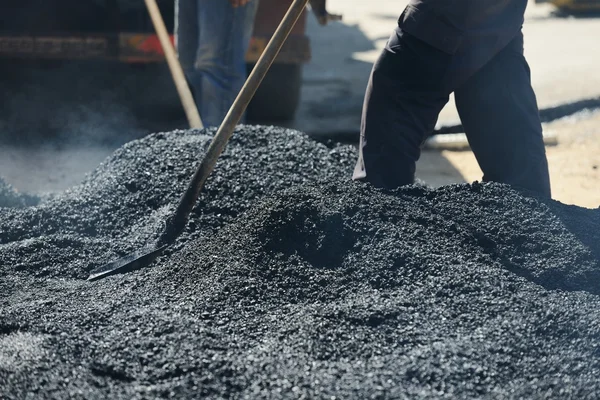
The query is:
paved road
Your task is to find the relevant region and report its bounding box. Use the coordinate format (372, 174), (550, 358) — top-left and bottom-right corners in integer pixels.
(2, 0), (599, 202)
(294, 0), (600, 135)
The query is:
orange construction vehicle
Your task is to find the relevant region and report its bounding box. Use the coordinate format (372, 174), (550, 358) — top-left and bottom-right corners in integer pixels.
(0, 0), (330, 121)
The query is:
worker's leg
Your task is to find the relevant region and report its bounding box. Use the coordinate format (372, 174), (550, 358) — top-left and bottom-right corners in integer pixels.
(175, 0), (198, 79)
(454, 33), (551, 197)
(353, 27), (451, 189)
(189, 0), (258, 127)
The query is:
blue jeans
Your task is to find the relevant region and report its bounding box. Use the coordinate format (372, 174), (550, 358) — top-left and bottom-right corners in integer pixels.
(175, 0), (259, 127)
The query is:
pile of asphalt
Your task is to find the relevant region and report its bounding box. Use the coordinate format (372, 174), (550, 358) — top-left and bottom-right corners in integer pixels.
(0, 126), (355, 280)
(1, 126), (599, 399)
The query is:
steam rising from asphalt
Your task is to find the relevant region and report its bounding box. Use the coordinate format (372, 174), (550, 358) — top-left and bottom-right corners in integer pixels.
(0, 60), (184, 194)
(0, 61), (152, 145)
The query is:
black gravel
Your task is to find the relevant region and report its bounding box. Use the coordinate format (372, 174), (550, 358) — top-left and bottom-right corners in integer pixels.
(0, 126), (355, 279)
(1, 126), (599, 399)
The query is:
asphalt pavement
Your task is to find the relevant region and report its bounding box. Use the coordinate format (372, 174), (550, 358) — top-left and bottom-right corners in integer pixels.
(295, 1), (600, 135)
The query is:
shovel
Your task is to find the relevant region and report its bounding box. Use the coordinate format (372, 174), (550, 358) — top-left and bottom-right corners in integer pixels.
(88, 0), (311, 281)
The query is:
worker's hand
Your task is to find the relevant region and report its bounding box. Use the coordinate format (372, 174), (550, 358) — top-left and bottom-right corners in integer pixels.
(308, 0), (342, 25)
(229, 0), (252, 7)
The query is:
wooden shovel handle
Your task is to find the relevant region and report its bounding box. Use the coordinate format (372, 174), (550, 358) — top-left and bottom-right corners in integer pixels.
(144, 0), (204, 129)
(159, 0), (310, 244)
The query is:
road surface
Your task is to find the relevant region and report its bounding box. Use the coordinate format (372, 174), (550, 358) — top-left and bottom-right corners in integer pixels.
(0, 0), (598, 207)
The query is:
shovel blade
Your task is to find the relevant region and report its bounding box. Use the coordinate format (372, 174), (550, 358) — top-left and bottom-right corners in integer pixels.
(87, 243), (167, 281)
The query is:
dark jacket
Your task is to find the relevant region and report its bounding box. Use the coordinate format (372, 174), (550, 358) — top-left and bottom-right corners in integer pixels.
(398, 0), (528, 88)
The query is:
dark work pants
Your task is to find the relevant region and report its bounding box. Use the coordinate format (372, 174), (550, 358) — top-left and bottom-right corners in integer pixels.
(353, 28), (552, 197)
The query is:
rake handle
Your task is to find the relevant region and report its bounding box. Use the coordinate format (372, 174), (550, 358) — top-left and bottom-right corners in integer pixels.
(144, 0), (204, 129)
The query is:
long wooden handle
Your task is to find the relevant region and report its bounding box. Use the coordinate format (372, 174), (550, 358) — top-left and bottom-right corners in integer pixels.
(144, 0), (203, 129)
(159, 0), (310, 244)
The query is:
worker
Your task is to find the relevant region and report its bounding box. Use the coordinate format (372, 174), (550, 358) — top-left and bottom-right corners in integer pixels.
(175, 0), (339, 128)
(175, 0), (259, 128)
(353, 0), (552, 197)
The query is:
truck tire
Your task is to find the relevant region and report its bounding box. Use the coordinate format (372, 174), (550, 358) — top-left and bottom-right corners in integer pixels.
(246, 63), (303, 123)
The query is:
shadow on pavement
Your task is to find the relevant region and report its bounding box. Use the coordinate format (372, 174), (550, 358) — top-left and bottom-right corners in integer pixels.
(293, 19), (375, 133)
(549, 9), (600, 19)
(527, 8), (600, 21)
(435, 96), (600, 134)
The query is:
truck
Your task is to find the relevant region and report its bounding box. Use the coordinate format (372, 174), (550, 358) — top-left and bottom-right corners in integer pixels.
(0, 0), (317, 122)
